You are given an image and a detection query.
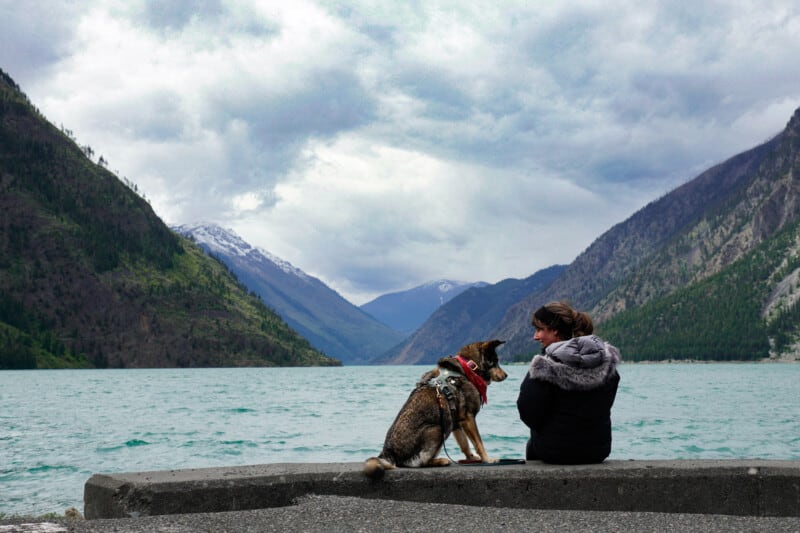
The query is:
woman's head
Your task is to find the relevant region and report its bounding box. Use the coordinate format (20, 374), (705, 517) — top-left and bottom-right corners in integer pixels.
(531, 301), (593, 346)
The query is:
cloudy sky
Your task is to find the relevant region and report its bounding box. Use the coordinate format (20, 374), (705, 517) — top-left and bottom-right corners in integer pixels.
(2, 1), (800, 304)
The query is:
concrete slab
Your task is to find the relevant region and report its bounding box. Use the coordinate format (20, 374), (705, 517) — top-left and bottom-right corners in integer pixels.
(84, 460), (800, 519)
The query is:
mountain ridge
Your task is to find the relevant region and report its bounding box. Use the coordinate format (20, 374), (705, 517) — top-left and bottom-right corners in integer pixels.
(381, 265), (566, 364)
(360, 279), (489, 335)
(173, 222), (405, 364)
(6, 63), (799, 367)
(494, 108), (800, 359)
(386, 107), (800, 363)
(492, 133), (782, 356)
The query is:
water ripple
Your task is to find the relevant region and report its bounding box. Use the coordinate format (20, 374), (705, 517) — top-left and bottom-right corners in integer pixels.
(0, 363), (798, 516)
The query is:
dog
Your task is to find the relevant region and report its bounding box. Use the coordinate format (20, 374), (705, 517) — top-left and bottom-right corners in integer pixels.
(364, 339), (507, 480)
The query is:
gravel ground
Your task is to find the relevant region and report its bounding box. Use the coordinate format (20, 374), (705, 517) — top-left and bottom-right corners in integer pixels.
(2, 495), (799, 533)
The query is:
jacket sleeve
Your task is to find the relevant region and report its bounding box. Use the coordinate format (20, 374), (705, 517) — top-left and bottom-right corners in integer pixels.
(517, 373), (553, 431)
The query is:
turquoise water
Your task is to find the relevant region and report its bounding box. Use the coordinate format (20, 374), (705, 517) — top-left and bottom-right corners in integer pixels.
(1, 363), (799, 516)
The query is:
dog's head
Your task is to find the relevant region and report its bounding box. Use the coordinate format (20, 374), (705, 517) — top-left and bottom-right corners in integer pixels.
(456, 339), (507, 384)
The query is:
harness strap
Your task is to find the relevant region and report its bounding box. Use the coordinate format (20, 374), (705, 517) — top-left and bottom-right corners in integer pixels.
(428, 369), (459, 429)
(429, 370), (463, 465)
(434, 387), (460, 465)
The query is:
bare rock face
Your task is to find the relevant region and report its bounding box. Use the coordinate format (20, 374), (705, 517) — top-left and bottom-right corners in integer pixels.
(391, 106), (800, 361)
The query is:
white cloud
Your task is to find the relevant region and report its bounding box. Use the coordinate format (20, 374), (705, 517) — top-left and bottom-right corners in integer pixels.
(2, 0), (800, 304)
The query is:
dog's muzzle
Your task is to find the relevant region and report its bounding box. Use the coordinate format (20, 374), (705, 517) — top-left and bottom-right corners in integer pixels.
(489, 367), (508, 382)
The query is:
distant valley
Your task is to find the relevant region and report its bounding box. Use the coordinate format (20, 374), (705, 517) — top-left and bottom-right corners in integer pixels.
(360, 280), (489, 335)
(172, 223), (497, 364)
(4, 65), (800, 368)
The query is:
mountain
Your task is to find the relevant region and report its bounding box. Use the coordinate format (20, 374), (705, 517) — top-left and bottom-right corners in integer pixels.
(173, 223), (405, 364)
(381, 265), (566, 364)
(386, 106), (800, 363)
(360, 280), (490, 335)
(0, 68), (338, 369)
(493, 107), (800, 360)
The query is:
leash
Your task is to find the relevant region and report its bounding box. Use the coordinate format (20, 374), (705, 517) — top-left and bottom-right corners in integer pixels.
(436, 391), (461, 465)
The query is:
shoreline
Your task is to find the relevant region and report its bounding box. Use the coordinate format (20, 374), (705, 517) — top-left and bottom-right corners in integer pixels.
(509, 357), (800, 365)
(621, 355), (800, 364)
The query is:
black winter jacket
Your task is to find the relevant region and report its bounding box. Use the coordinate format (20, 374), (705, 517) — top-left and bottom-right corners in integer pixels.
(517, 335), (620, 464)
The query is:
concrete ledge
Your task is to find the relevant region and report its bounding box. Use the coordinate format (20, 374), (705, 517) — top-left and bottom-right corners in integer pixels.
(84, 460), (800, 519)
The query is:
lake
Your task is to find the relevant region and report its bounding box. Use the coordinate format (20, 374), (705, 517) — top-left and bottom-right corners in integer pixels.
(1, 363), (798, 516)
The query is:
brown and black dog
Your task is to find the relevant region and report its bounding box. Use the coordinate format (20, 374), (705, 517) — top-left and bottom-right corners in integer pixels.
(364, 339), (507, 480)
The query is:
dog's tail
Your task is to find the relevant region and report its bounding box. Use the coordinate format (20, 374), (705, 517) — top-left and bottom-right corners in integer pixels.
(364, 456), (395, 480)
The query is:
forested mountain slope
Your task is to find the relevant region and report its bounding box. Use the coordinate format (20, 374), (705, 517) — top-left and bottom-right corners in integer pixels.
(494, 108), (800, 360)
(0, 69), (338, 369)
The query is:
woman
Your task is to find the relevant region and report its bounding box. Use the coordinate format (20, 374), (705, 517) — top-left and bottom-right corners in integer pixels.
(517, 301), (620, 464)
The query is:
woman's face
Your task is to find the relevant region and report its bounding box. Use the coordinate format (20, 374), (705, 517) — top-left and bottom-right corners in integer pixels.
(534, 326), (560, 348)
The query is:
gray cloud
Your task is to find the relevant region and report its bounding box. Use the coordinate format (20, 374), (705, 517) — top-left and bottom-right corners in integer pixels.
(2, 0), (799, 303)
(140, 0), (225, 32)
(227, 69), (377, 143)
(0, 2), (81, 83)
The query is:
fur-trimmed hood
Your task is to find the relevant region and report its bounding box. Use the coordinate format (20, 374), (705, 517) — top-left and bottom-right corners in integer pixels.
(528, 335), (621, 391)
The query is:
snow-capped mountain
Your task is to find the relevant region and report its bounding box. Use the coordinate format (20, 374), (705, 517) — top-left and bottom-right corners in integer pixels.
(360, 279), (489, 335)
(172, 223), (405, 364)
(174, 222), (311, 280)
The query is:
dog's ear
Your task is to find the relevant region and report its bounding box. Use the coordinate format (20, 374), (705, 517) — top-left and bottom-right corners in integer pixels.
(456, 342), (479, 360)
(484, 339), (505, 352)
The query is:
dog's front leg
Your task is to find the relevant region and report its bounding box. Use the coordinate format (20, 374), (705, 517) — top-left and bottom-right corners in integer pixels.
(461, 415), (498, 463)
(452, 428), (480, 461)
